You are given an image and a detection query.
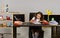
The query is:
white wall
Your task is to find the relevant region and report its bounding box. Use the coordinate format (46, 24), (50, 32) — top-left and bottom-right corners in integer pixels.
(0, 0), (60, 21)
(0, 0), (60, 14)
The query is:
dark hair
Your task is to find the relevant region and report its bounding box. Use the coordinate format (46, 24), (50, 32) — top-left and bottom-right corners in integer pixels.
(35, 12), (44, 21)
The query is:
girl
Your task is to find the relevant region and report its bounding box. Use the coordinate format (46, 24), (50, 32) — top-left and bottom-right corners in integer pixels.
(30, 12), (47, 38)
(30, 12), (44, 24)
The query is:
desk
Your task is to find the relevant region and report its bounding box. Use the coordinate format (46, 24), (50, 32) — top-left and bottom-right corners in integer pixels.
(13, 23), (60, 38)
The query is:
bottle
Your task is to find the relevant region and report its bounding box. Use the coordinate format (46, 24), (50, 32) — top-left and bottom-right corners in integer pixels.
(6, 16), (10, 20)
(6, 4), (9, 13)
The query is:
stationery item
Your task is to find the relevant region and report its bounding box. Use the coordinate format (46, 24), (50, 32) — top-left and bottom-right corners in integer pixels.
(33, 19), (41, 24)
(33, 21), (41, 24)
(0, 15), (3, 20)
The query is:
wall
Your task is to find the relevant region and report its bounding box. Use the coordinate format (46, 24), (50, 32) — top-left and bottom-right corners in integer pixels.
(0, 0), (60, 21)
(0, 0), (60, 38)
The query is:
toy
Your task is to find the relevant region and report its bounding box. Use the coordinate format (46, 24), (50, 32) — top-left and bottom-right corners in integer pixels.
(14, 21), (23, 26)
(42, 20), (49, 25)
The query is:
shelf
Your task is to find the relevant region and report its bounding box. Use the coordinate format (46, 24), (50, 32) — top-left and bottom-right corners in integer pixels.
(0, 26), (13, 28)
(0, 13), (13, 14)
(0, 33), (12, 34)
(0, 12), (14, 38)
(0, 20), (12, 22)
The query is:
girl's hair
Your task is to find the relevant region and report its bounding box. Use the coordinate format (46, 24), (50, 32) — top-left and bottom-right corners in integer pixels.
(35, 12), (44, 21)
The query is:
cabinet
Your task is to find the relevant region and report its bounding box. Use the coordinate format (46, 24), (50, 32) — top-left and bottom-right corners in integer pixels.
(0, 13), (13, 38)
(0, 13), (25, 38)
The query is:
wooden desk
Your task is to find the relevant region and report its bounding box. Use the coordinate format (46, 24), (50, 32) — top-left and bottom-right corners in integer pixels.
(13, 23), (60, 38)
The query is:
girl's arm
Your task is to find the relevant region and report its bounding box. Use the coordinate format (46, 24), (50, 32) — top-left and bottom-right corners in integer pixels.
(30, 20), (35, 23)
(41, 20), (49, 24)
(30, 17), (35, 23)
(40, 20), (47, 22)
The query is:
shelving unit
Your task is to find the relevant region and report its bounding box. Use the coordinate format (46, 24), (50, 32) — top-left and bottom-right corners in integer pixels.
(0, 12), (25, 38)
(0, 13), (13, 27)
(0, 13), (13, 38)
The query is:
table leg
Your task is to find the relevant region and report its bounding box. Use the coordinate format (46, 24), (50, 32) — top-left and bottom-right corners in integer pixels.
(13, 26), (17, 38)
(52, 26), (57, 38)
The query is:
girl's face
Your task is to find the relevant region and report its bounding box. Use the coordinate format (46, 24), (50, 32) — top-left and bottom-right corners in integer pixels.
(36, 14), (41, 19)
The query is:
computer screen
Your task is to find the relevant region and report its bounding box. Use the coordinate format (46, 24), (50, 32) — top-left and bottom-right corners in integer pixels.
(13, 14), (25, 22)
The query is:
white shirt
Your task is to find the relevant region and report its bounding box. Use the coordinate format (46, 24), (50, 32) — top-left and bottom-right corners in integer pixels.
(32, 17), (41, 24)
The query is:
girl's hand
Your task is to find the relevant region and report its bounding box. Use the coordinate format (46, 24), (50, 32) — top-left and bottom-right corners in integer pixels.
(42, 20), (49, 25)
(40, 21), (43, 22)
(30, 20), (35, 23)
(43, 20), (47, 22)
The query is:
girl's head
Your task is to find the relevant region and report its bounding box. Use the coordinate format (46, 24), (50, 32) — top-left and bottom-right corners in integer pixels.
(35, 12), (44, 21)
